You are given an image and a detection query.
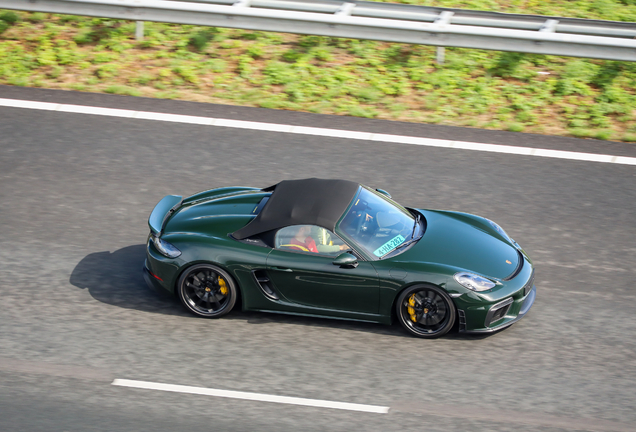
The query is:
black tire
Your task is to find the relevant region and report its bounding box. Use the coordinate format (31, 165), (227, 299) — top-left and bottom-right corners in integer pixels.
(396, 284), (455, 338)
(177, 264), (237, 318)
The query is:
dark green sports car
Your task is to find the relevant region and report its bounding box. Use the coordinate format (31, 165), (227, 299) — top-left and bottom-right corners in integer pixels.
(144, 178), (535, 338)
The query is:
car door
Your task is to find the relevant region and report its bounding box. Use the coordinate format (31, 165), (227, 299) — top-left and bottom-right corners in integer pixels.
(266, 225), (380, 314)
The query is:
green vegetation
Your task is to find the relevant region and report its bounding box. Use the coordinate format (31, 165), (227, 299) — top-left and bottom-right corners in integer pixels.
(1, 3), (636, 142)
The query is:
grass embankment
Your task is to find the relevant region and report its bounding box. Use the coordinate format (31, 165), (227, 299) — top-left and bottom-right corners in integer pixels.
(1, 1), (636, 142)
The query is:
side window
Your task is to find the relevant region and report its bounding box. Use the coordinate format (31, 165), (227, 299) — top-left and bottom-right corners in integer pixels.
(275, 225), (350, 256)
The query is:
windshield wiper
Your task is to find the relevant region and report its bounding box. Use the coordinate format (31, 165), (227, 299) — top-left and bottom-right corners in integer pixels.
(378, 212), (422, 259)
(410, 212), (421, 240)
(379, 237), (419, 259)
(380, 229), (423, 258)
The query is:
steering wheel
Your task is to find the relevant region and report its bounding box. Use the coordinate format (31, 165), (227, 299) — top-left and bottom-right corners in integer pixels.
(358, 211), (379, 239)
(351, 211), (365, 237)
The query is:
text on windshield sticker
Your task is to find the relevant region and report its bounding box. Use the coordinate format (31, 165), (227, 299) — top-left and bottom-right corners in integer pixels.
(373, 234), (406, 257)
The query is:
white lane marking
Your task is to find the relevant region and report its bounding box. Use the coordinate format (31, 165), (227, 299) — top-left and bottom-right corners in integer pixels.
(1, 97), (635, 166)
(112, 379), (390, 414)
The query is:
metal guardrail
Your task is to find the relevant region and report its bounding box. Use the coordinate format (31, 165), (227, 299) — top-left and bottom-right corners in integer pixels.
(2, 0), (636, 61)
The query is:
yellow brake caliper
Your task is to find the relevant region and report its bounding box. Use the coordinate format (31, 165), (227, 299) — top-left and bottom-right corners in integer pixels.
(218, 277), (228, 296)
(408, 294), (417, 322)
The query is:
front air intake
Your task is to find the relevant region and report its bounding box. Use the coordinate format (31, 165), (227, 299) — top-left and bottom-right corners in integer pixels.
(485, 297), (513, 327)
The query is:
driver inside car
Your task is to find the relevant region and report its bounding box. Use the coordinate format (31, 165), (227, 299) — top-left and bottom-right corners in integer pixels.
(312, 227), (350, 255)
(286, 225), (319, 253)
(341, 199), (377, 238)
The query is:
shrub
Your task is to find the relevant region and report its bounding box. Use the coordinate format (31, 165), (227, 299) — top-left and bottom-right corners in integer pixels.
(489, 52), (525, 78)
(0, 11), (19, 24)
(47, 66), (63, 79)
(27, 12), (46, 23)
(188, 29), (218, 51)
(352, 86), (382, 102)
(349, 106), (378, 118)
(105, 85), (141, 96)
(591, 62), (623, 89)
(129, 73), (154, 85)
(263, 61), (297, 85)
(595, 130), (612, 141)
(282, 49), (303, 63)
(554, 60), (599, 96)
(311, 47), (333, 62)
(569, 128), (593, 138)
(173, 65), (199, 83)
(298, 35), (324, 48)
(246, 44), (264, 59)
(203, 59), (227, 73)
(73, 31), (93, 45)
(95, 64), (119, 78)
(239, 31), (260, 40)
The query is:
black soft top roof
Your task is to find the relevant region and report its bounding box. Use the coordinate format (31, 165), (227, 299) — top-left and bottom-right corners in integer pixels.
(233, 178), (359, 240)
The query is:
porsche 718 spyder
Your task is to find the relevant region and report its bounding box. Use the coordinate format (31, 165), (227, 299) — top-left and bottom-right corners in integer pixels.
(143, 178), (536, 338)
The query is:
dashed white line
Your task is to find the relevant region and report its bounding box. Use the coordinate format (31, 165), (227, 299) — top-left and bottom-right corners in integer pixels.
(1, 97), (635, 166)
(112, 379), (389, 414)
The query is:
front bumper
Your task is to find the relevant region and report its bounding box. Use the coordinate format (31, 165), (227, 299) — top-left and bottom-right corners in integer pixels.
(454, 253), (536, 333)
(460, 284), (536, 334)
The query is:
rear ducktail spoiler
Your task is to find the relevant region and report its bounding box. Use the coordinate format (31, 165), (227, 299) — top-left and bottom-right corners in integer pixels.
(148, 195), (183, 236)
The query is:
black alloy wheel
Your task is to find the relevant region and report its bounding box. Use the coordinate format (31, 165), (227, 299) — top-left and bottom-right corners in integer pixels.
(177, 264), (237, 318)
(396, 285), (455, 338)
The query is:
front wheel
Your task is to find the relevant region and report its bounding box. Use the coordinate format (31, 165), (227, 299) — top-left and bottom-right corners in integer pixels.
(396, 285), (455, 338)
(177, 264), (237, 318)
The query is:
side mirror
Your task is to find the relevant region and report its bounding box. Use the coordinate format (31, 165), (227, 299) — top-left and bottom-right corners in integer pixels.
(375, 188), (392, 199)
(333, 252), (358, 268)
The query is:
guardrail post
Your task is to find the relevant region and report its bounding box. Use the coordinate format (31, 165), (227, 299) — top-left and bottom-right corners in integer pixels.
(136, 21), (144, 41)
(539, 19), (559, 33)
(335, 2), (356, 16)
(436, 47), (445, 64)
(434, 11), (454, 64)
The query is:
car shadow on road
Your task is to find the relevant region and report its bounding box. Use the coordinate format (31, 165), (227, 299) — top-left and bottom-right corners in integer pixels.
(70, 244), (186, 317)
(70, 244), (494, 340)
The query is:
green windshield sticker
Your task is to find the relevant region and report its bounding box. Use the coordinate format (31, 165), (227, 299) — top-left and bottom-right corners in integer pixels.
(374, 234), (406, 257)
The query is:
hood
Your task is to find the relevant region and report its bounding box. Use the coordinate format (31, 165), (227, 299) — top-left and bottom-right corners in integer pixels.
(395, 210), (521, 280)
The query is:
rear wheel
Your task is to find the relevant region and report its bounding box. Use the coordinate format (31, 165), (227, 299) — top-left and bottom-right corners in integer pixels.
(396, 285), (455, 338)
(177, 264), (237, 318)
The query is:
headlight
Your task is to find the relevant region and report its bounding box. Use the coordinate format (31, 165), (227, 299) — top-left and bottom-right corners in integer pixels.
(152, 236), (181, 258)
(488, 219), (511, 241)
(454, 272), (496, 291)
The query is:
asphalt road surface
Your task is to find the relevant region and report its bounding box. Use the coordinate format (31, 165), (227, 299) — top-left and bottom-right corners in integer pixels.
(1, 85), (635, 432)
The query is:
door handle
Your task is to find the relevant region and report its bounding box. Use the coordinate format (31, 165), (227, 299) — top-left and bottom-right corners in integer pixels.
(274, 267), (293, 272)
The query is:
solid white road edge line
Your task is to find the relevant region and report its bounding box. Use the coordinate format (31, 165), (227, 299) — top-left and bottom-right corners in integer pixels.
(111, 379), (390, 414)
(2, 97), (635, 166)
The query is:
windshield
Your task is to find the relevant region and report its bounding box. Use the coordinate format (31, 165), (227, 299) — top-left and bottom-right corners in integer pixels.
(337, 187), (417, 259)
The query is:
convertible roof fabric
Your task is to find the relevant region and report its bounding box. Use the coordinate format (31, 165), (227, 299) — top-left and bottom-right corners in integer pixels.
(233, 178), (359, 239)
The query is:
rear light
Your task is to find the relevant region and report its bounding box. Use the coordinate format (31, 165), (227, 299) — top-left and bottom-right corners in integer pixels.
(151, 235), (181, 258)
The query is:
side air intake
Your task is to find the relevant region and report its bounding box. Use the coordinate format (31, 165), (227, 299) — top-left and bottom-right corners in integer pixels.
(252, 270), (279, 300)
